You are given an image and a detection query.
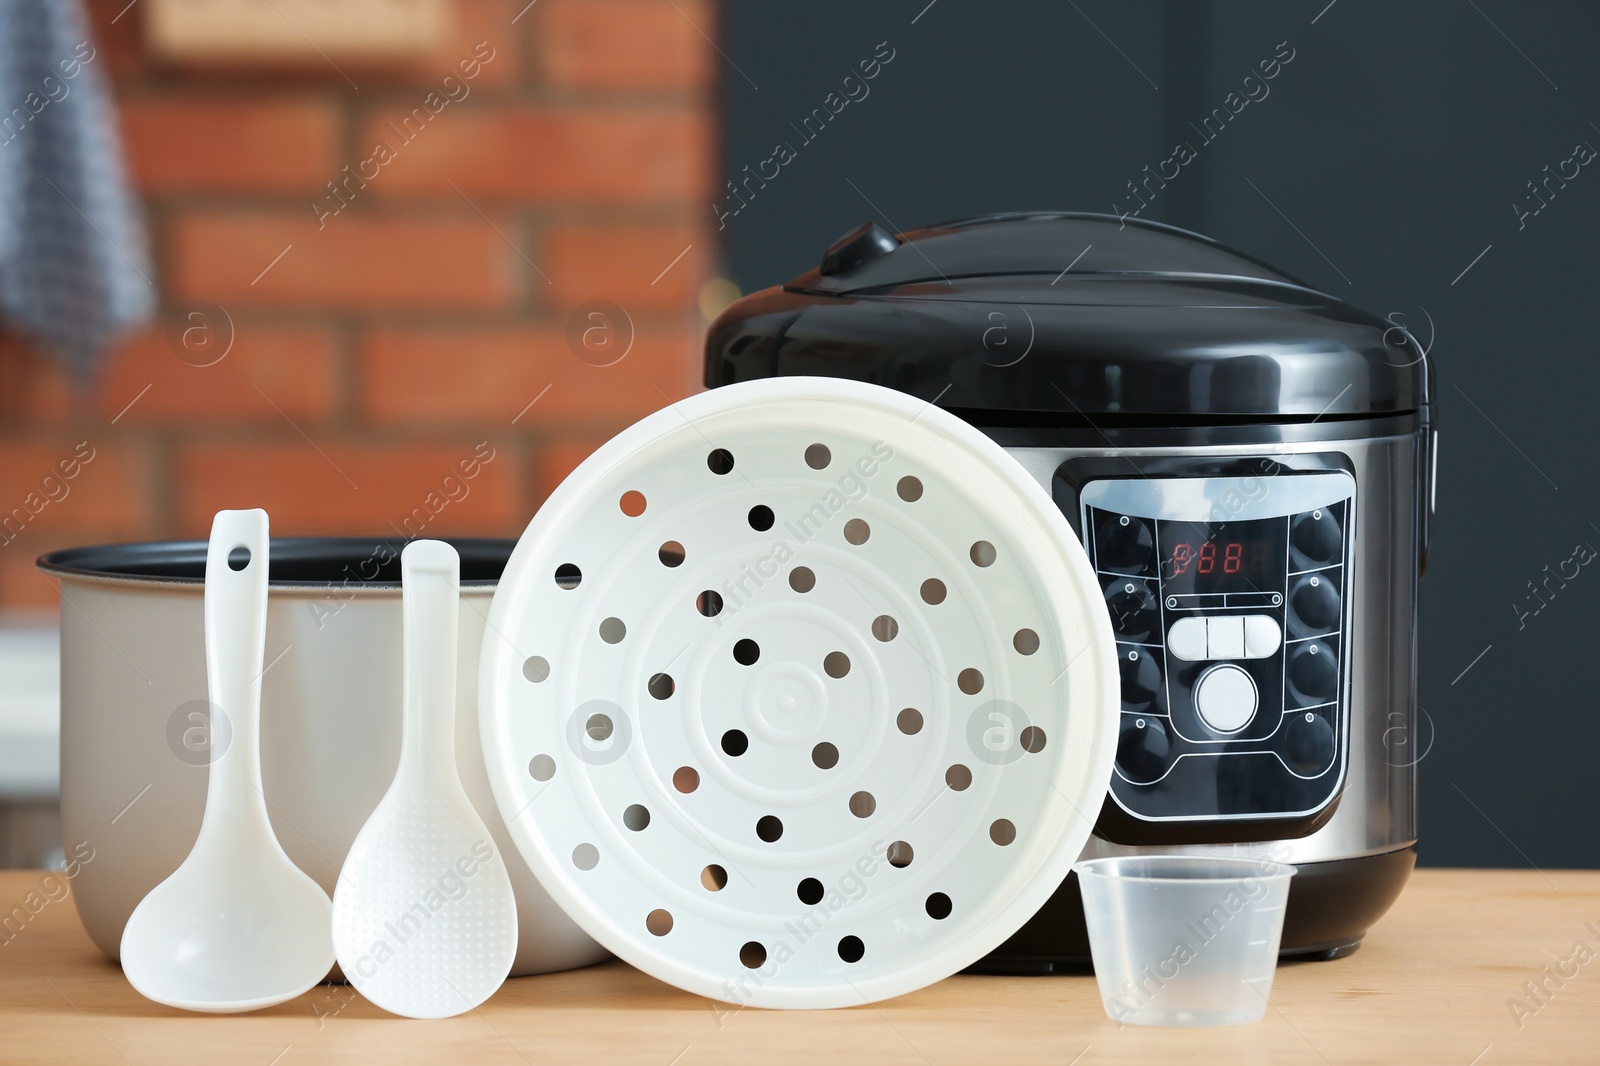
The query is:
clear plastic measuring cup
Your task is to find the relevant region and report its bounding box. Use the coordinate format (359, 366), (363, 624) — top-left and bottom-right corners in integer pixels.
(1074, 855), (1298, 1027)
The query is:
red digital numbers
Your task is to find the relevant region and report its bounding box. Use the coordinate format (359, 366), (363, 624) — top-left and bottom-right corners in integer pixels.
(1170, 541), (1245, 576)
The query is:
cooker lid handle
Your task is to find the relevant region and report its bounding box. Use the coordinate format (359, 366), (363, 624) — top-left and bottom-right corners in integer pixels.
(792, 212), (1312, 296)
(819, 221), (901, 276)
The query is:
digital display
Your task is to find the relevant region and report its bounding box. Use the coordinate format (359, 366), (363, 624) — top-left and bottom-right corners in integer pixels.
(1157, 519), (1284, 594)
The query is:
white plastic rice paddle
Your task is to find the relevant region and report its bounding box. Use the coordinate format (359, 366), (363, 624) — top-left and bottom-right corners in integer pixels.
(332, 540), (518, 1018)
(121, 509), (336, 1013)
(478, 377), (1119, 1009)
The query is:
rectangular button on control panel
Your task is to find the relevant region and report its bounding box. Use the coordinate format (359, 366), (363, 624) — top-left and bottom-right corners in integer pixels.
(1207, 616), (1245, 660)
(1168, 614), (1280, 660)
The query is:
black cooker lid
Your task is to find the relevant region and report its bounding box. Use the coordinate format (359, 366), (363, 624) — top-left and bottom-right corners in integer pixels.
(705, 212), (1433, 423)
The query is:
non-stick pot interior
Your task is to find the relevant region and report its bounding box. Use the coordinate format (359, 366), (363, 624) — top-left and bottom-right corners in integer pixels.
(37, 537), (515, 587)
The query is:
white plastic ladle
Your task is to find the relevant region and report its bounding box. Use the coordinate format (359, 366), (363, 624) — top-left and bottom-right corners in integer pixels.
(331, 539), (517, 1018)
(120, 509), (335, 1012)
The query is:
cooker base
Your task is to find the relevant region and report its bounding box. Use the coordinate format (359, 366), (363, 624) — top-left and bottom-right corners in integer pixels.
(966, 845), (1416, 975)
(1280, 937), (1364, 962)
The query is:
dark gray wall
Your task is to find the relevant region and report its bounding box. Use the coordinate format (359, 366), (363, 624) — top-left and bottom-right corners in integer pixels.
(718, 1), (1600, 869)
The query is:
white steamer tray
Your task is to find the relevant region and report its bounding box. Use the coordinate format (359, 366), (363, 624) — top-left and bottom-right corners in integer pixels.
(479, 377), (1118, 1009)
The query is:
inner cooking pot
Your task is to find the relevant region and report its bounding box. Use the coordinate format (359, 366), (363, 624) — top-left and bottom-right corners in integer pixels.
(40, 536), (609, 980)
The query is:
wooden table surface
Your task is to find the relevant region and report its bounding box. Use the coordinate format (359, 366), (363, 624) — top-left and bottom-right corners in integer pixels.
(2, 868), (1596, 1065)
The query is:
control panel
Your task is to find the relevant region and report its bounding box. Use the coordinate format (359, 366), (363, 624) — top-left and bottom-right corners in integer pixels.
(1078, 471), (1355, 825)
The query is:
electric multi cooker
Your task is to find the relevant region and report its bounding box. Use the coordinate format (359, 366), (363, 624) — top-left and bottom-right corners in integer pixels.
(705, 212), (1436, 966)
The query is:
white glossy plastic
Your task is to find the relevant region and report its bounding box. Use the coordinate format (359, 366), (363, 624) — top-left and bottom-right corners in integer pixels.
(1206, 616), (1245, 660)
(1194, 664), (1257, 733)
(1242, 614), (1282, 658)
(332, 540), (518, 1018)
(120, 509), (336, 1013)
(1167, 616), (1207, 660)
(479, 377), (1120, 1009)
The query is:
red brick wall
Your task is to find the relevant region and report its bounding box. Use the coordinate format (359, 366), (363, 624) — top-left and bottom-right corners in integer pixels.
(0, 0), (715, 608)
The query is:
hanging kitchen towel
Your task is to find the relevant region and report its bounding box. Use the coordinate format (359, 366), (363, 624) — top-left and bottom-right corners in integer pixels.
(0, 0), (152, 380)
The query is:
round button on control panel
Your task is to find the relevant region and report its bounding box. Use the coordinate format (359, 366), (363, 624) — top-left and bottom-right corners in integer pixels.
(1288, 641), (1338, 704)
(1290, 509), (1342, 565)
(1116, 714), (1171, 784)
(1095, 513), (1154, 572)
(1193, 663), (1258, 734)
(1284, 710), (1336, 775)
(1289, 573), (1340, 632)
(1119, 647), (1161, 713)
(1103, 578), (1159, 643)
